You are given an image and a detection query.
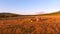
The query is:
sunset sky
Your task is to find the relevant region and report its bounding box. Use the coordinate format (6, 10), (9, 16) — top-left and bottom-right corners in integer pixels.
(0, 0), (60, 15)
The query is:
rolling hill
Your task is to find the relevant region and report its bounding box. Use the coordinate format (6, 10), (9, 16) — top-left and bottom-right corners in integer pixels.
(0, 11), (60, 18)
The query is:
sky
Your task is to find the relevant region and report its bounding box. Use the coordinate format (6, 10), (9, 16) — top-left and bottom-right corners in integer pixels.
(0, 0), (60, 15)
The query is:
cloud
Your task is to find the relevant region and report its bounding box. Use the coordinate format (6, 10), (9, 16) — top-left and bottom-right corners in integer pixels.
(0, 8), (60, 15)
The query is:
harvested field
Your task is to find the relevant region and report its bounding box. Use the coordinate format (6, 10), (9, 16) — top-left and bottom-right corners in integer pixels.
(0, 13), (60, 34)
